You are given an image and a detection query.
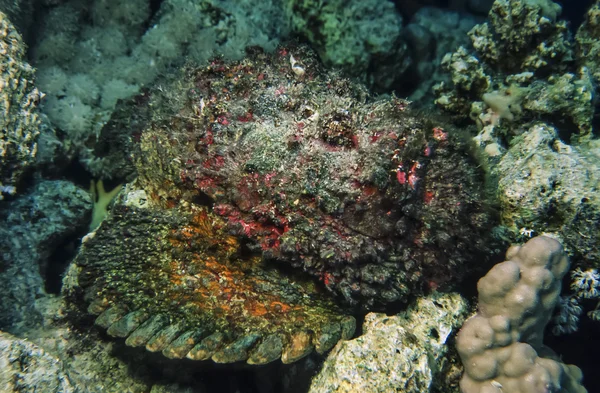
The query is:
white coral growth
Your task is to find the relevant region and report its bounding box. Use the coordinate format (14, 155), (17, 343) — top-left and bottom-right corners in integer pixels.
(570, 267), (600, 299)
(552, 267), (600, 335)
(552, 296), (583, 335)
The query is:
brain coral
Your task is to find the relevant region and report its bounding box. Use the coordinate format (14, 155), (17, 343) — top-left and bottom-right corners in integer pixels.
(68, 44), (499, 365)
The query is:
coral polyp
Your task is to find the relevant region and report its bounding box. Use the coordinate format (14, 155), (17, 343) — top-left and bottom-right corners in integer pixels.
(69, 43), (498, 365)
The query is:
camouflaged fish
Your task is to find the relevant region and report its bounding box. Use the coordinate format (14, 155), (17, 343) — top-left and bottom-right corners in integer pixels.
(67, 44), (498, 365)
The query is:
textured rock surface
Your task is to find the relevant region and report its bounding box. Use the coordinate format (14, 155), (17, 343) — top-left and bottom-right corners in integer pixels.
(433, 0), (600, 278)
(0, 180), (91, 332)
(285, 0), (406, 87)
(308, 292), (469, 393)
(496, 123), (600, 269)
(0, 295), (156, 393)
(0, 11), (42, 199)
(468, 0), (566, 72)
(576, 0), (600, 84)
(0, 330), (75, 393)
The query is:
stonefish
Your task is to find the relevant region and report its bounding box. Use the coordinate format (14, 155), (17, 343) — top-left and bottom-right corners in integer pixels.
(66, 44), (497, 365)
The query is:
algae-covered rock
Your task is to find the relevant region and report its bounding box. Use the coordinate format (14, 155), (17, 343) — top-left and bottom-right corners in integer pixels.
(0, 297), (156, 393)
(496, 123), (600, 268)
(0, 330), (75, 393)
(520, 68), (594, 138)
(308, 293), (469, 393)
(0, 10), (42, 199)
(468, 0), (568, 73)
(66, 44), (500, 365)
(576, 1), (600, 84)
(285, 0), (408, 87)
(434, 1), (600, 292)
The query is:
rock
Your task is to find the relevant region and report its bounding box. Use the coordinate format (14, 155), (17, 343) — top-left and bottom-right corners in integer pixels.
(576, 0), (600, 84)
(0, 10), (42, 199)
(308, 292), (469, 393)
(0, 180), (92, 332)
(284, 0), (407, 88)
(496, 123), (600, 269)
(0, 330), (75, 393)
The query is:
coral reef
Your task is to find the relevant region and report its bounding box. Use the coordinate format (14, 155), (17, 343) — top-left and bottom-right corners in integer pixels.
(404, 7), (480, 104)
(575, 0), (600, 85)
(65, 44), (499, 366)
(308, 292), (468, 393)
(0, 11), (42, 199)
(434, 2), (600, 334)
(495, 121), (600, 331)
(456, 236), (587, 393)
(435, 0), (595, 147)
(284, 0), (407, 90)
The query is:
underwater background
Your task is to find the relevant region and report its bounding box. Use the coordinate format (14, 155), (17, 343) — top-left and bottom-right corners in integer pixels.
(0, 0), (599, 392)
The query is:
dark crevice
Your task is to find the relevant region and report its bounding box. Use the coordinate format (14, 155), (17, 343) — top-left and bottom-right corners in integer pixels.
(44, 237), (81, 294)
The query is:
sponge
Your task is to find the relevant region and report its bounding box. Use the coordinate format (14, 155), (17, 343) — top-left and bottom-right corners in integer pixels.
(88, 180), (121, 231)
(456, 236), (587, 393)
